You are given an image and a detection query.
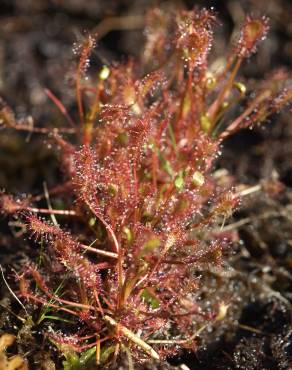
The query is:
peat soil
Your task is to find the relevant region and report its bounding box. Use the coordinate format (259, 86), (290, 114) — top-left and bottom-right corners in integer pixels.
(0, 1), (291, 369)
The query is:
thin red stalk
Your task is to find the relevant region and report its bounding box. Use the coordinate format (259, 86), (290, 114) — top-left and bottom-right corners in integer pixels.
(133, 160), (139, 225)
(86, 202), (124, 307)
(151, 150), (158, 190)
(74, 334), (97, 341)
(101, 295), (114, 311)
(44, 291), (98, 312)
(135, 235), (176, 289)
(25, 294), (80, 317)
(45, 89), (76, 128)
(208, 57), (242, 127)
(86, 203), (120, 254)
(29, 271), (101, 312)
(76, 66), (84, 125)
(220, 89), (271, 139)
(94, 290), (104, 316)
(56, 340), (97, 352)
(174, 78), (189, 133)
(88, 84), (102, 122)
(216, 53), (236, 83)
(76, 36), (95, 126)
(157, 118), (169, 141)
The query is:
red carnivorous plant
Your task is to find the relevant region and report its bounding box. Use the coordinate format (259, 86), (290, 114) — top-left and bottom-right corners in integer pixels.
(0, 7), (291, 368)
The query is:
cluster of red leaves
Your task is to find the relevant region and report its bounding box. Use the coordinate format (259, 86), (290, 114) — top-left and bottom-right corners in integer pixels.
(1, 7), (291, 367)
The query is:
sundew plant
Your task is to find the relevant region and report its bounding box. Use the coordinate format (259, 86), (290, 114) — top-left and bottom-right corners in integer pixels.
(0, 7), (291, 368)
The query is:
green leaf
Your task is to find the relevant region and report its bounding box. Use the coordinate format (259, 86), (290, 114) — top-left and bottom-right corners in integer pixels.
(200, 113), (212, 133)
(62, 352), (80, 370)
(141, 288), (160, 309)
(141, 237), (161, 256)
(79, 347), (96, 365)
(174, 174), (184, 189)
(100, 345), (115, 364)
(62, 347), (96, 370)
(116, 132), (129, 145)
(41, 315), (74, 323)
(123, 227), (133, 242)
(162, 159), (174, 177)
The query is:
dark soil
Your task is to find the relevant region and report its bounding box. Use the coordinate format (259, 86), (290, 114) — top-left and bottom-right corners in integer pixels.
(0, 1), (291, 369)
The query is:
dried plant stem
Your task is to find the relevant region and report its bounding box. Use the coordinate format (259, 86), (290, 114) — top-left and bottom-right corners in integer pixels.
(0, 265), (28, 316)
(219, 207), (291, 232)
(80, 244), (118, 258)
(235, 183), (262, 197)
(26, 207), (77, 216)
(96, 335), (101, 365)
(43, 182), (58, 226)
(238, 324), (266, 335)
(104, 315), (160, 360)
(180, 365), (191, 370)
